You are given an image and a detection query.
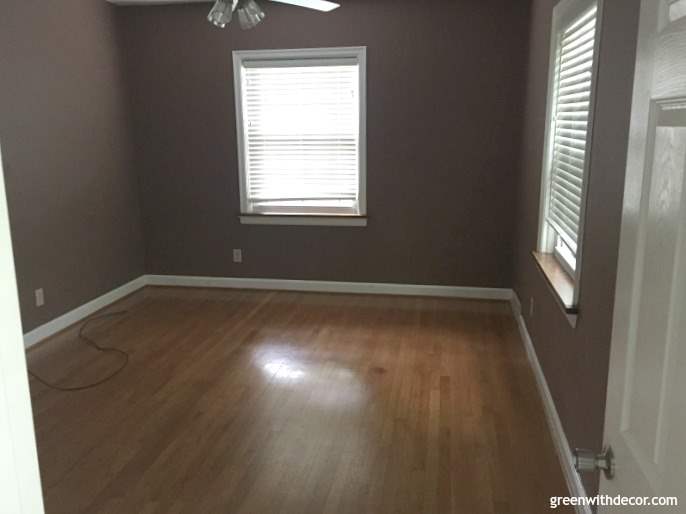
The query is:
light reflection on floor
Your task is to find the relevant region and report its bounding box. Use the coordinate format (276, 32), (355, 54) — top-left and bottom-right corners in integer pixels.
(261, 360), (306, 381)
(254, 343), (365, 408)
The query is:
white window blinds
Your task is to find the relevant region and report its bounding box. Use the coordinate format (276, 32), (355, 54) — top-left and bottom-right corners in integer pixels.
(236, 52), (363, 216)
(546, 5), (598, 260)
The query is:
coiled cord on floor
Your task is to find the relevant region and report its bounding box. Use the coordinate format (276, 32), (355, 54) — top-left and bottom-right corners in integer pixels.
(28, 311), (129, 392)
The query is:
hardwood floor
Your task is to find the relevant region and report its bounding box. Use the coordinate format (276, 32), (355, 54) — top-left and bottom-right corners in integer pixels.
(28, 287), (572, 514)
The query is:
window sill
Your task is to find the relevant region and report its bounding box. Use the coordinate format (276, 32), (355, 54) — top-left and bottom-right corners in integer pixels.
(239, 215), (368, 227)
(532, 251), (579, 321)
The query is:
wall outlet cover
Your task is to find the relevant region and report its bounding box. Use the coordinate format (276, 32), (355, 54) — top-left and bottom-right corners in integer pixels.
(35, 288), (45, 307)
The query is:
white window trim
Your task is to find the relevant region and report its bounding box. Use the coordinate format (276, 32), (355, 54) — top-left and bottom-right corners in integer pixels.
(537, 0), (603, 304)
(239, 215), (367, 227)
(232, 46), (367, 227)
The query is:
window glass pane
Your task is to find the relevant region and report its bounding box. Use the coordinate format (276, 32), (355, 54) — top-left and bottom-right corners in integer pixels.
(545, 4), (598, 269)
(554, 234), (577, 276)
(238, 57), (362, 216)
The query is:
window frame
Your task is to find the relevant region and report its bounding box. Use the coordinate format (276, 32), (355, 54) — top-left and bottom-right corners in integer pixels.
(537, 0), (603, 306)
(232, 46), (367, 227)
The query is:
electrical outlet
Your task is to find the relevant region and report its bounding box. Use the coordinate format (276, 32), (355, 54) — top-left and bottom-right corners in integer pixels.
(529, 297), (535, 318)
(35, 288), (45, 307)
(233, 249), (243, 264)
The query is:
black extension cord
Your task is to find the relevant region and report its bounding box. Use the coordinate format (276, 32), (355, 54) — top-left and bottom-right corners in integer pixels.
(28, 311), (129, 392)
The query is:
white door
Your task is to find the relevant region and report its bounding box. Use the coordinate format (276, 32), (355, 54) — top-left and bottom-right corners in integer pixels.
(0, 143), (45, 513)
(601, 0), (686, 511)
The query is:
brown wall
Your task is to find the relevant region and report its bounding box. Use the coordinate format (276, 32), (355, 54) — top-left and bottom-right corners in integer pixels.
(116, 0), (530, 287)
(512, 0), (641, 496)
(0, 0), (642, 500)
(0, 0), (145, 332)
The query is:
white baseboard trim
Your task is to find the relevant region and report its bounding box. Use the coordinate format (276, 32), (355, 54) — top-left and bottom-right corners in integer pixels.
(23, 276), (147, 349)
(146, 275), (514, 301)
(510, 294), (591, 514)
(23, 274), (512, 349)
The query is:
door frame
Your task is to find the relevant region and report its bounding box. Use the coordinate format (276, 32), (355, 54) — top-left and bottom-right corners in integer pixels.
(0, 143), (45, 513)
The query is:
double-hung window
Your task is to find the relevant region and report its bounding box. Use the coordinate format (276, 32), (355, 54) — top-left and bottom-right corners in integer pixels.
(538, 0), (600, 288)
(233, 47), (367, 226)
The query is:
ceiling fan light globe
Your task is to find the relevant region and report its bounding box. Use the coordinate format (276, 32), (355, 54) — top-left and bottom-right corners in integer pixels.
(237, 0), (266, 29)
(207, 0), (235, 28)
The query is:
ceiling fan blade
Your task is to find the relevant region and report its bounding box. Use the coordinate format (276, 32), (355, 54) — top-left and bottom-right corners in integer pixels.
(268, 0), (340, 12)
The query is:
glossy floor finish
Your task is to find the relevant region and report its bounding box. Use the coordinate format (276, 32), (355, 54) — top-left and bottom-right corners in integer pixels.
(28, 287), (573, 514)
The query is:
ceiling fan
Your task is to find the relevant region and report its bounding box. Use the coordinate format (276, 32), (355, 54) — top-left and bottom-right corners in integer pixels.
(208, 0), (339, 30)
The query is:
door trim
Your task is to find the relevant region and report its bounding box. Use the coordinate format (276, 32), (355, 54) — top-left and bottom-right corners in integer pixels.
(0, 144), (45, 513)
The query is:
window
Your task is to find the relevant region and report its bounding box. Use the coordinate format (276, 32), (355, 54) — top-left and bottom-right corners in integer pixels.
(538, 0), (600, 283)
(233, 47), (367, 226)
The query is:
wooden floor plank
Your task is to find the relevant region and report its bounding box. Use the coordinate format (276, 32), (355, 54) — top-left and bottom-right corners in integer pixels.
(27, 287), (573, 514)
